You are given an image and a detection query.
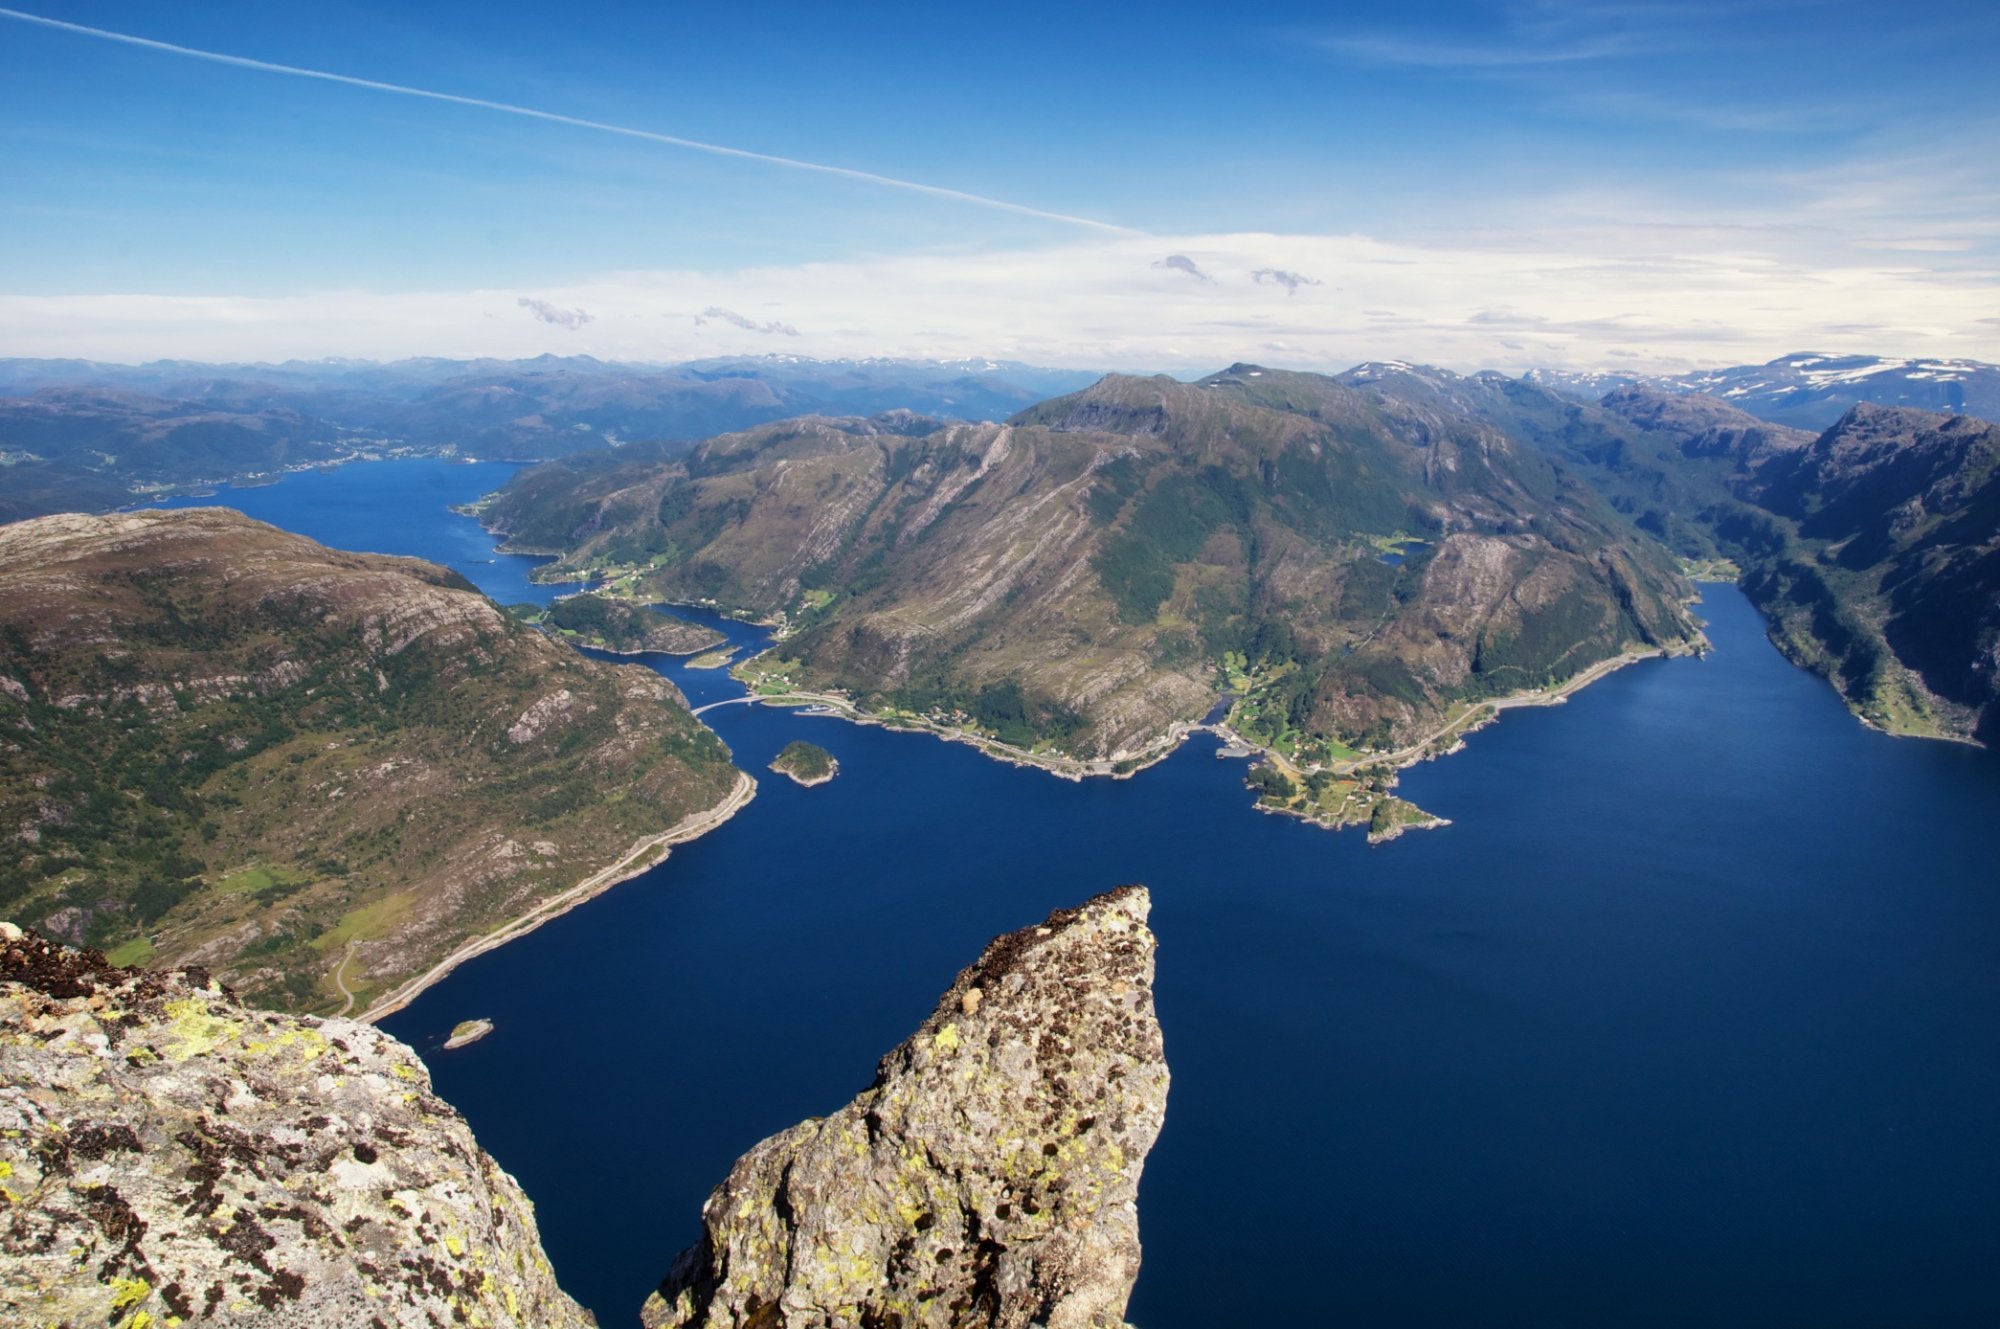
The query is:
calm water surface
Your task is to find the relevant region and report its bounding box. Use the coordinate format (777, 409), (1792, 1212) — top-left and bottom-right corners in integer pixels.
(162, 464), (2000, 1328)
(158, 459), (556, 606)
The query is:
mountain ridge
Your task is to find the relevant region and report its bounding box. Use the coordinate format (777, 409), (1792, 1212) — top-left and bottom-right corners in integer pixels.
(476, 367), (1701, 827)
(0, 355), (1102, 522)
(0, 508), (744, 1012)
(1526, 351), (2000, 429)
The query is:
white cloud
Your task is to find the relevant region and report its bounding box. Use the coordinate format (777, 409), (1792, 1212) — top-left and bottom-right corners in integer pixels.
(3, 226), (1996, 374)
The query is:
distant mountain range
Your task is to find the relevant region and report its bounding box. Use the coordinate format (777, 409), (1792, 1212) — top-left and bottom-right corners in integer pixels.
(4, 349), (1993, 523)
(0, 353), (1100, 441)
(1526, 352), (2000, 429)
(5, 346), (1994, 747)
(0, 354), (1101, 521)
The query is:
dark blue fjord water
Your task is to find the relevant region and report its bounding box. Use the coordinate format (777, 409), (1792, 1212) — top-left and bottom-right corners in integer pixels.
(166, 465), (2000, 1328)
(159, 458), (557, 608)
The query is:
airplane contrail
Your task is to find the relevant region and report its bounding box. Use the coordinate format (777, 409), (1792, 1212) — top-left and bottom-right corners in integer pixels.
(0, 7), (1139, 236)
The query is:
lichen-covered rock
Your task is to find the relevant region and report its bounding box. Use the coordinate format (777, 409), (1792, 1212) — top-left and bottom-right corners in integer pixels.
(0, 927), (594, 1328)
(643, 886), (1168, 1329)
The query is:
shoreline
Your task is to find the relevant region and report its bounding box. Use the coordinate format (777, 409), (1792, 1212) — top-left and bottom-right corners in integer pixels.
(1228, 643), (1696, 834)
(480, 528), (789, 632)
(356, 770), (756, 1023)
(555, 636), (725, 660)
(735, 643), (1695, 803)
(735, 685), (1197, 784)
(1359, 643), (1700, 773)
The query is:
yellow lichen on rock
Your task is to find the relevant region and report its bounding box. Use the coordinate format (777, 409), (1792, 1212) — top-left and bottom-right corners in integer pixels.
(0, 931), (596, 1329)
(159, 998), (242, 1062)
(642, 887), (1168, 1329)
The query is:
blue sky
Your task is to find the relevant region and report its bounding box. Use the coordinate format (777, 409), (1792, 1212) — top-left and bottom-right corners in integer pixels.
(2, 0), (1996, 369)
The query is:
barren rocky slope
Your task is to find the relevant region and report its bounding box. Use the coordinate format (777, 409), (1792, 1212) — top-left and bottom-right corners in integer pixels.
(645, 886), (1167, 1329)
(0, 926), (595, 1328)
(0, 508), (742, 1012)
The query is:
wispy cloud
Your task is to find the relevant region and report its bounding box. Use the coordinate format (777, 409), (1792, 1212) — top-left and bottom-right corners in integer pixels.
(0, 6), (1136, 236)
(1252, 268), (1320, 295)
(1310, 0), (1991, 150)
(1153, 255), (1213, 283)
(697, 306), (799, 336)
(517, 297), (591, 330)
(1319, 31), (1629, 69)
(10, 228), (1995, 374)
(1314, 0), (1677, 68)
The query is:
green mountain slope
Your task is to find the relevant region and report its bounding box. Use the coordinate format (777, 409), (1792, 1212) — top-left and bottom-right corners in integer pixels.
(0, 389), (357, 522)
(1479, 378), (1997, 744)
(1328, 363), (1814, 563)
(480, 370), (1700, 766)
(1736, 405), (2000, 742)
(0, 508), (742, 1012)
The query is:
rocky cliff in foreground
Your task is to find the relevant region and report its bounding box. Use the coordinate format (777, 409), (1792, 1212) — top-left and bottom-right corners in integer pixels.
(645, 886), (1169, 1329)
(0, 925), (594, 1328)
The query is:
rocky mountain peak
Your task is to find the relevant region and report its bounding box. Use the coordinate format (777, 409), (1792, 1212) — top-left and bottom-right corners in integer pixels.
(644, 886), (1169, 1329)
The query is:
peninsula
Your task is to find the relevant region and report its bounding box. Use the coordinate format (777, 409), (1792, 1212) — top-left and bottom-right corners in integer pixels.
(0, 509), (745, 1014)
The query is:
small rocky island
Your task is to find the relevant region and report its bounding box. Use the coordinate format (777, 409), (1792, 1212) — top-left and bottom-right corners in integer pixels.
(444, 1017), (495, 1049)
(769, 740), (838, 787)
(643, 886), (1168, 1329)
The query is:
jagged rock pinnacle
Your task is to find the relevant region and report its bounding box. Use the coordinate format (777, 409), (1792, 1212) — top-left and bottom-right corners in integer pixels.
(643, 886), (1169, 1329)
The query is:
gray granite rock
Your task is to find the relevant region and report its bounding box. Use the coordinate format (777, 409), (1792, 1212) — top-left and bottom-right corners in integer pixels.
(643, 886), (1169, 1329)
(0, 926), (594, 1328)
